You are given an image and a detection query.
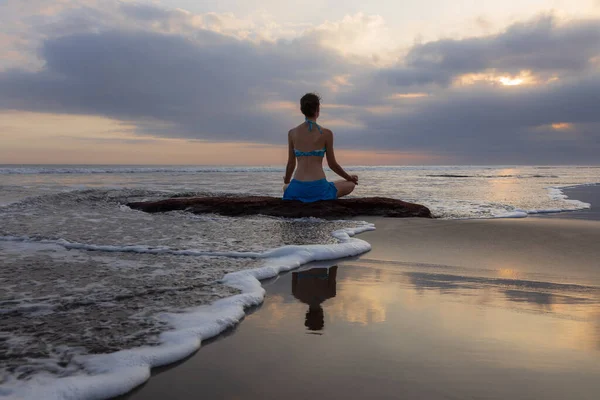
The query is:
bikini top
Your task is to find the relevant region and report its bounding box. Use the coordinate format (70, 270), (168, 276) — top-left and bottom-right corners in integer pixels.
(294, 118), (326, 157)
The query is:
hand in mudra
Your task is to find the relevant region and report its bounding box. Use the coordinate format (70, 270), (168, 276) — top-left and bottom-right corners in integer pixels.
(348, 175), (359, 184)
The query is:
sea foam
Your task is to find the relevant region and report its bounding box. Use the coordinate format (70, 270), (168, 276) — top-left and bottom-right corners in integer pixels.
(490, 184), (593, 219)
(0, 223), (374, 400)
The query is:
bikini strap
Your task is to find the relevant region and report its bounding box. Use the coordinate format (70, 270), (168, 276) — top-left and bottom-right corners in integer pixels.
(305, 117), (323, 134)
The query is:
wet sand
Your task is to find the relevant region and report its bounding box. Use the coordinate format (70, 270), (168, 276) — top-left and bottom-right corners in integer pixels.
(123, 216), (600, 400)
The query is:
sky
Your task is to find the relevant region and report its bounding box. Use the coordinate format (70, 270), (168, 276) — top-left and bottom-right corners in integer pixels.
(0, 0), (599, 165)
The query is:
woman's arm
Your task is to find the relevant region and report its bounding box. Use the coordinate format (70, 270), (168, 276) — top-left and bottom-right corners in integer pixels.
(284, 130), (296, 184)
(325, 130), (358, 184)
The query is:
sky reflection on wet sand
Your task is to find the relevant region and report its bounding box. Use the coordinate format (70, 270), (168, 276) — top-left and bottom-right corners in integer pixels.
(256, 262), (600, 355)
(127, 260), (600, 400)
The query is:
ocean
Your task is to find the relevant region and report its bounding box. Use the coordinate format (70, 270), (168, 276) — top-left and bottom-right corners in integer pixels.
(0, 164), (598, 399)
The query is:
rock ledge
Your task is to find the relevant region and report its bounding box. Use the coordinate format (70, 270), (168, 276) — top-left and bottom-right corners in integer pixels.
(127, 196), (432, 219)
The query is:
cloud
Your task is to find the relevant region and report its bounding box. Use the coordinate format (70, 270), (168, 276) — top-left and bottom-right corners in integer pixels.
(406, 15), (599, 79)
(343, 14), (600, 102)
(331, 14), (600, 162)
(0, 2), (599, 164)
(303, 13), (400, 64)
(352, 76), (600, 163)
(0, 27), (357, 143)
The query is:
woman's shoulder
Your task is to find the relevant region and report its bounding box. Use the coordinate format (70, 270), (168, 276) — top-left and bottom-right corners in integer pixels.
(321, 126), (333, 137)
(288, 123), (332, 136)
(288, 123), (306, 134)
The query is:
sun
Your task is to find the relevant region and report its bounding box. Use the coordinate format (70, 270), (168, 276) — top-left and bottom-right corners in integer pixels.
(453, 70), (537, 87)
(499, 76), (524, 86)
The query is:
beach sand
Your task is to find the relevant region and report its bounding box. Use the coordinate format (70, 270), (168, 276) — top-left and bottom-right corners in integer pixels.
(123, 215), (600, 400)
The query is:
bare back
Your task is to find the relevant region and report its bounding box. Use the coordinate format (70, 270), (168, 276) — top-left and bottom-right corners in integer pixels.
(289, 122), (329, 181)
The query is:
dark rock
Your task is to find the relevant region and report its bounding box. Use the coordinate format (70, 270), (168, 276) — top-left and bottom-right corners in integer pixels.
(127, 196), (432, 219)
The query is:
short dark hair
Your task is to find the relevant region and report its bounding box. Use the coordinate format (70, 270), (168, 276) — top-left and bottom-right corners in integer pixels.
(300, 93), (321, 118)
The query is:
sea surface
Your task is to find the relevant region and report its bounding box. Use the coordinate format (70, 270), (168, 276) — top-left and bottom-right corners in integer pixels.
(0, 165), (598, 399)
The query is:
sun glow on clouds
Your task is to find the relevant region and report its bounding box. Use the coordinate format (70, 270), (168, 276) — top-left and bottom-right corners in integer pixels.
(365, 105), (395, 115)
(126, 5), (400, 62)
(324, 74), (353, 92)
(454, 70), (542, 87)
(0, 111), (284, 165)
(309, 13), (399, 64)
(262, 101), (297, 112)
(2, 2), (600, 165)
(498, 76), (524, 86)
(0, 111), (440, 165)
(388, 93), (429, 99)
(551, 122), (573, 130)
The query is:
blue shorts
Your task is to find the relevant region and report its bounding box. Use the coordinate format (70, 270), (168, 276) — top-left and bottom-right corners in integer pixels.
(283, 178), (338, 203)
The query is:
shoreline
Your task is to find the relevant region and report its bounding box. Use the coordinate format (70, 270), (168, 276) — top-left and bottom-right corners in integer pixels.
(124, 215), (600, 400)
(115, 184), (600, 397)
(3, 223), (375, 400)
(5, 184), (600, 399)
(535, 183), (599, 220)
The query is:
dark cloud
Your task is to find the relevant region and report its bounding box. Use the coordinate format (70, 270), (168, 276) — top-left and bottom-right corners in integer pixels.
(348, 76), (600, 163)
(405, 16), (600, 78)
(331, 16), (600, 163)
(0, 28), (354, 143)
(0, 6), (599, 164)
(340, 15), (600, 103)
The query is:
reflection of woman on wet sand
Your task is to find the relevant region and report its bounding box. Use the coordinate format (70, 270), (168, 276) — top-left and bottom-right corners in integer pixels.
(292, 266), (338, 331)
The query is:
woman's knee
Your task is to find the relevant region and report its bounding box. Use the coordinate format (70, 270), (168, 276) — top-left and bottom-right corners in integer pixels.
(335, 180), (355, 198)
(346, 181), (356, 194)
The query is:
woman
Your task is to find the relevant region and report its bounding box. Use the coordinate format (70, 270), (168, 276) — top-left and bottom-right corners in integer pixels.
(283, 93), (358, 202)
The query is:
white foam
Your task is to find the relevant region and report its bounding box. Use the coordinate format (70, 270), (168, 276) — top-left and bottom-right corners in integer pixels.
(486, 184), (595, 219)
(0, 225), (374, 260)
(519, 185), (592, 216)
(0, 223), (375, 400)
(492, 210), (529, 219)
(526, 208), (565, 215)
(546, 185), (591, 210)
(0, 235), (254, 257)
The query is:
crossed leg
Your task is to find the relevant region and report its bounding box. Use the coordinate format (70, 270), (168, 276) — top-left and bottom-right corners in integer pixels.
(333, 180), (355, 198)
(283, 180), (355, 198)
